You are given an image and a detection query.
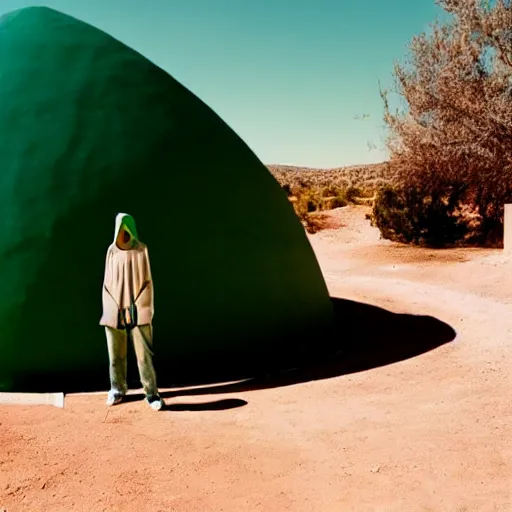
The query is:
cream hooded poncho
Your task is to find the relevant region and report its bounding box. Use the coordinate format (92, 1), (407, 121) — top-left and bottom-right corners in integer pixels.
(100, 213), (154, 328)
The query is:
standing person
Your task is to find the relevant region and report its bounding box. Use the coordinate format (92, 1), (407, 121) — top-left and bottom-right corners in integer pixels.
(100, 213), (165, 411)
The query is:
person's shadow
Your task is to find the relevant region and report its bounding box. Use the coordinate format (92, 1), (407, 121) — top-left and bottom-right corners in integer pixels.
(125, 297), (456, 410)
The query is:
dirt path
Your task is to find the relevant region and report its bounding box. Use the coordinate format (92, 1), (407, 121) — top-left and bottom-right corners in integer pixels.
(1, 206), (511, 511)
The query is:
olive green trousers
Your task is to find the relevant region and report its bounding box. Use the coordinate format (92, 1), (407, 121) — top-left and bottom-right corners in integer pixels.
(105, 324), (158, 397)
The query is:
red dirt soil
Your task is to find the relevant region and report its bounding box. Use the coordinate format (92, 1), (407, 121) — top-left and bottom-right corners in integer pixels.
(1, 206), (511, 512)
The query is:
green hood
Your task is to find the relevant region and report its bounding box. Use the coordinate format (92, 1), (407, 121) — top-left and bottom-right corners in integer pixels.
(114, 213), (139, 246)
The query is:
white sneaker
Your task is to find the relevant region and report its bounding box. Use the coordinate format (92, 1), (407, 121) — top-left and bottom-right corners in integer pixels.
(145, 395), (165, 411)
(106, 390), (124, 406)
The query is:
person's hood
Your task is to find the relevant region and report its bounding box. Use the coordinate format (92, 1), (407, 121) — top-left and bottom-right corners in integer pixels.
(114, 213), (139, 246)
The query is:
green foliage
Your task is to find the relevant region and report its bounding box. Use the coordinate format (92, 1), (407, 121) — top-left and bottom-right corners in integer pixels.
(345, 185), (362, 203)
(371, 185), (468, 247)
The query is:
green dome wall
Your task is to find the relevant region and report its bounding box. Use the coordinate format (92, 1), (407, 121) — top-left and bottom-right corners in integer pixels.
(0, 7), (334, 392)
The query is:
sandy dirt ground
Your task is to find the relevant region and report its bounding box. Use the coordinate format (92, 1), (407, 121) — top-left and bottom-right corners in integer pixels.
(1, 205), (511, 512)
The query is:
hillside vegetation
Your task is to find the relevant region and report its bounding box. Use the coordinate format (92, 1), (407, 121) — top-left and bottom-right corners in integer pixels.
(267, 162), (393, 233)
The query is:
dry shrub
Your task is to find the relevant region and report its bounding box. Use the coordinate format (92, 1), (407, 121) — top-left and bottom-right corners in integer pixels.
(302, 212), (338, 234)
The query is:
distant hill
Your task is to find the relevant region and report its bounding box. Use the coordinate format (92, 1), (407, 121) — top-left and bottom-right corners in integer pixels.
(266, 162), (393, 192)
(267, 162), (388, 173)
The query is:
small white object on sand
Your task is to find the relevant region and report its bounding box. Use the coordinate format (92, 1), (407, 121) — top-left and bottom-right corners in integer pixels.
(0, 392), (65, 408)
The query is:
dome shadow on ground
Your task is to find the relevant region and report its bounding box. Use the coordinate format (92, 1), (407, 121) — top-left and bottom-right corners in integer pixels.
(126, 296), (457, 403)
(23, 295), (456, 396)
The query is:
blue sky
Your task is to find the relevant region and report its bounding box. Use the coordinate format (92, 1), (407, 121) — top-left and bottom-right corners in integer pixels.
(0, 0), (447, 167)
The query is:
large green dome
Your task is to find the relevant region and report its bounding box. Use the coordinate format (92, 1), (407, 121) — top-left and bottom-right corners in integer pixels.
(0, 6), (334, 392)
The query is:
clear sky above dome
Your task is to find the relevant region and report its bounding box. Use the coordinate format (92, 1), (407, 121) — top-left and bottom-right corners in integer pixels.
(0, 0), (447, 168)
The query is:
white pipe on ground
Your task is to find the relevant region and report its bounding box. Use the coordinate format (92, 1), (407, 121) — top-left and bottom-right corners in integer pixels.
(0, 392), (65, 408)
(505, 204), (512, 254)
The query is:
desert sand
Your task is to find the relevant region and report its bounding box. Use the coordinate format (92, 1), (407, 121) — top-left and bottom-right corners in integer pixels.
(1, 205), (511, 512)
